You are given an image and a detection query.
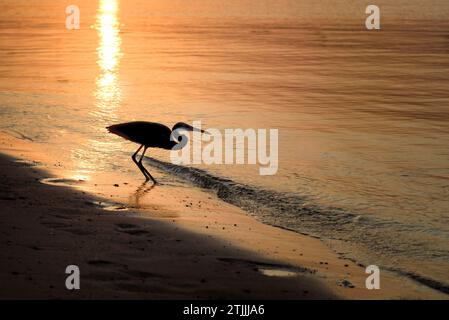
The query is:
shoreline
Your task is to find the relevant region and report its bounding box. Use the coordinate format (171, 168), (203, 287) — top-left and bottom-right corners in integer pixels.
(0, 132), (446, 299)
(0, 152), (334, 299)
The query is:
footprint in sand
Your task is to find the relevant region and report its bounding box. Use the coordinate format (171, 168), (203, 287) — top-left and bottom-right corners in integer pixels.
(115, 223), (137, 229)
(40, 220), (94, 236)
(90, 201), (128, 212)
(40, 221), (71, 229)
(86, 259), (164, 291)
(217, 257), (316, 277)
(114, 282), (150, 293)
(14, 159), (41, 167)
(115, 223), (151, 236)
(87, 259), (115, 266)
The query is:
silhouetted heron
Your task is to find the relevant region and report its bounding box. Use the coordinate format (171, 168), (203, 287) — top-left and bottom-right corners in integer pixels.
(107, 121), (205, 184)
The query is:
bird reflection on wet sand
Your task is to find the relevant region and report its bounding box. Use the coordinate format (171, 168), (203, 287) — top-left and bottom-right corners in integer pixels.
(129, 182), (156, 208)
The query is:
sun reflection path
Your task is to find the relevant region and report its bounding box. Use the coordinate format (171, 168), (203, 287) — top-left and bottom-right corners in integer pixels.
(94, 0), (122, 123)
(70, 0), (124, 182)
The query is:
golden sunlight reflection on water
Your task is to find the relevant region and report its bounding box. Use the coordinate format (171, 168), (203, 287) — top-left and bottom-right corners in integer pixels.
(94, 0), (122, 121)
(70, 0), (124, 181)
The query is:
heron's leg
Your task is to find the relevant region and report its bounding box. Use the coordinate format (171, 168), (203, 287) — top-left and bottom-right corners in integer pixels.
(138, 146), (147, 163)
(131, 145), (149, 181)
(132, 145), (144, 163)
(138, 147), (157, 184)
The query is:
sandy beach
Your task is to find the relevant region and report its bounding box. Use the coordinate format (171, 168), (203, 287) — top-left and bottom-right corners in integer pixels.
(0, 132), (446, 299)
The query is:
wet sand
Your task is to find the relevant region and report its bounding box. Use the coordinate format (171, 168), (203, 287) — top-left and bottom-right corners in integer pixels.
(0, 132), (446, 299)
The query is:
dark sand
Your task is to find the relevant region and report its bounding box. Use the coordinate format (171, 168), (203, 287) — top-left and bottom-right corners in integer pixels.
(0, 153), (336, 299)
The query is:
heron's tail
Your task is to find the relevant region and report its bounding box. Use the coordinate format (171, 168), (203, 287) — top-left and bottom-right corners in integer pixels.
(106, 124), (131, 141)
(106, 125), (116, 133)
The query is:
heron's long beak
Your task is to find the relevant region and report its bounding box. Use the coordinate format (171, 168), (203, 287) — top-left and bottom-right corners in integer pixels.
(195, 127), (210, 135)
(185, 124), (210, 135)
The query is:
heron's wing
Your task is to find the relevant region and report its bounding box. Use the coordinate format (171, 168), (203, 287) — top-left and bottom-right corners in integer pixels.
(107, 121), (172, 147)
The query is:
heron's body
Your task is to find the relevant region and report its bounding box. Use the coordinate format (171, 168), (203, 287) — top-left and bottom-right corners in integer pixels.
(107, 121), (176, 150)
(106, 121), (203, 184)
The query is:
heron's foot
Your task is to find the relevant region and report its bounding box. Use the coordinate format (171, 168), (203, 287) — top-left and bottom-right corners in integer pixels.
(143, 176), (158, 185)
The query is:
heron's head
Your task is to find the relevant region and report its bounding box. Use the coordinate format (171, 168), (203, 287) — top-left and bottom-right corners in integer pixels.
(170, 122), (209, 150)
(172, 122), (207, 134)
